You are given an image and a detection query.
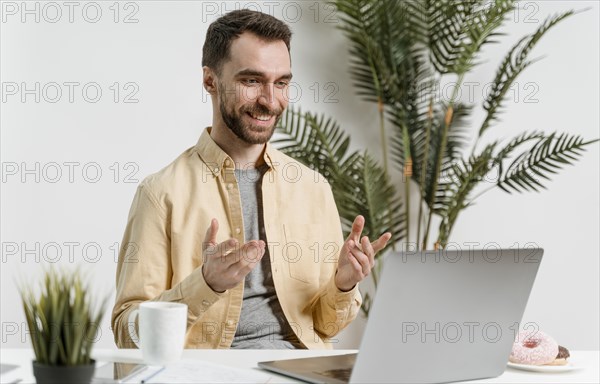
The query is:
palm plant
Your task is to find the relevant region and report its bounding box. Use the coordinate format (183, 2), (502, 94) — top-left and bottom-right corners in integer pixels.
(275, 0), (597, 313)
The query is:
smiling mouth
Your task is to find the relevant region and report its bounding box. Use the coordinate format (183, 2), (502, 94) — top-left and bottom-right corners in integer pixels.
(246, 112), (274, 122)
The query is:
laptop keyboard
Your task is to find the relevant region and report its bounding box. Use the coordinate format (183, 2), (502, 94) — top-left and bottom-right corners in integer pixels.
(316, 368), (353, 382)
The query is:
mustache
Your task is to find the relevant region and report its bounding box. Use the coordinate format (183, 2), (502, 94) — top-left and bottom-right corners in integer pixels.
(242, 105), (282, 116)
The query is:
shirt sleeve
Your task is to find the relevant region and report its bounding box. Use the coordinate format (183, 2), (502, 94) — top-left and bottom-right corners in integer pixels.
(310, 182), (362, 340)
(111, 181), (224, 348)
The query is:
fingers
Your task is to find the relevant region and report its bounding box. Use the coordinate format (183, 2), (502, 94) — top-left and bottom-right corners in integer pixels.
(347, 250), (363, 273)
(231, 241), (265, 279)
(336, 231), (388, 290)
(361, 236), (375, 268)
(226, 240), (265, 272)
(205, 238), (263, 266)
(203, 237), (235, 265)
(348, 239), (371, 276)
(346, 234), (385, 276)
(215, 238), (239, 260)
(202, 218), (219, 250)
(202, 238), (265, 293)
(349, 215), (365, 243)
(371, 232), (392, 253)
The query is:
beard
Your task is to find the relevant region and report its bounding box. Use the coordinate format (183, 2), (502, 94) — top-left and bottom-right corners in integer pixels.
(218, 83), (283, 145)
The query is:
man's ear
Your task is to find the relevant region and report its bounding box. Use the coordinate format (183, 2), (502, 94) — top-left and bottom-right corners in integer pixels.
(203, 66), (217, 95)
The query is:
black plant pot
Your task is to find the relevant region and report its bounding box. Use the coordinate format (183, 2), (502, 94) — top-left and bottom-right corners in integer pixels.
(32, 360), (96, 384)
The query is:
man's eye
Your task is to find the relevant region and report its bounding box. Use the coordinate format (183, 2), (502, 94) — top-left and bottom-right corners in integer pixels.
(244, 79), (259, 85)
(276, 81), (289, 88)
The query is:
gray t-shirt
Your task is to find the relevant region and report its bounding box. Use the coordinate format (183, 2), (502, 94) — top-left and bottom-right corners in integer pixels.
(230, 164), (303, 349)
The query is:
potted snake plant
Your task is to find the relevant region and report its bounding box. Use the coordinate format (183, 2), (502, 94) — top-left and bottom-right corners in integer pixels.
(19, 268), (108, 384)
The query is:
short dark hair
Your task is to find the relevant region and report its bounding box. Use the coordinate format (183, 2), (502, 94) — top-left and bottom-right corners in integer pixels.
(202, 10), (292, 75)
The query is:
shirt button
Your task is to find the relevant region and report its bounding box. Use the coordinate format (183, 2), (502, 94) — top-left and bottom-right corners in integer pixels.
(213, 167), (219, 173)
(224, 159), (232, 167)
(235, 228), (241, 234)
(226, 319), (234, 326)
(202, 300), (210, 307)
(227, 183), (233, 190)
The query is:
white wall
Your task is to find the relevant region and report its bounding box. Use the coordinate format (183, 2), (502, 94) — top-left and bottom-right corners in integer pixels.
(1, 1), (598, 351)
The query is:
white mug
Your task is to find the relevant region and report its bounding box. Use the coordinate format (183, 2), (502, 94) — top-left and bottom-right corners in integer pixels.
(128, 302), (188, 365)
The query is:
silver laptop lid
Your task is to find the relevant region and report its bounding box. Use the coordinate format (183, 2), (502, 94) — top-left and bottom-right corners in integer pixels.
(350, 248), (543, 384)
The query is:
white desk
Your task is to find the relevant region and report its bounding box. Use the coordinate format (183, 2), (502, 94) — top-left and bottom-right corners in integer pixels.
(1, 348), (598, 383)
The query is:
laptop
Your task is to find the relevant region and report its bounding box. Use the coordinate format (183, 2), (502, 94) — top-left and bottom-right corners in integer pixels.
(259, 248), (543, 383)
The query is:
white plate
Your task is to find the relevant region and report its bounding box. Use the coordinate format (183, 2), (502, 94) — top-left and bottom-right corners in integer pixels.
(507, 361), (582, 373)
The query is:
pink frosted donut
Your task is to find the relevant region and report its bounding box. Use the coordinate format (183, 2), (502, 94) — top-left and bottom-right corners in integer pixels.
(510, 330), (558, 365)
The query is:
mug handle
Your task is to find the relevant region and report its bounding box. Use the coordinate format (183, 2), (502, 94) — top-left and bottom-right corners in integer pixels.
(127, 308), (141, 348)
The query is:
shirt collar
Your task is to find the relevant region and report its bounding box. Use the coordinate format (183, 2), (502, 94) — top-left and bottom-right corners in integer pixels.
(195, 127), (279, 176)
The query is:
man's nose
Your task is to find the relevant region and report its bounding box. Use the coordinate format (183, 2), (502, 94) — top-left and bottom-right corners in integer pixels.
(257, 84), (276, 108)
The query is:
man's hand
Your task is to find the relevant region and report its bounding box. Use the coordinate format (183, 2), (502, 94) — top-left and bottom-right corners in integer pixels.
(334, 215), (392, 292)
(201, 218), (265, 293)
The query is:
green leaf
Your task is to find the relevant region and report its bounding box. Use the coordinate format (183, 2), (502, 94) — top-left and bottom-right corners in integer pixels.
(498, 133), (598, 193)
(17, 268), (109, 366)
(479, 11), (575, 136)
(450, 0), (517, 74)
(275, 106), (406, 245)
(390, 101), (472, 211)
(338, 152), (406, 245)
(428, 0), (516, 75)
(335, 0), (430, 106)
(436, 144), (497, 246)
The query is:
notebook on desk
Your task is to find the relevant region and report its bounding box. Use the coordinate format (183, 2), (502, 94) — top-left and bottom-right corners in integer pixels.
(259, 248), (544, 383)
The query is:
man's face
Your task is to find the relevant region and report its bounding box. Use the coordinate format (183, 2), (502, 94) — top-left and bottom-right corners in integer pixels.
(215, 32), (292, 144)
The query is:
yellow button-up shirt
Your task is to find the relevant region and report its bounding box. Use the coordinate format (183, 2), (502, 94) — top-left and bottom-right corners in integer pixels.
(112, 128), (362, 349)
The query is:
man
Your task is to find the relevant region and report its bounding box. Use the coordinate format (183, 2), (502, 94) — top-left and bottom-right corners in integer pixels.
(112, 9), (391, 349)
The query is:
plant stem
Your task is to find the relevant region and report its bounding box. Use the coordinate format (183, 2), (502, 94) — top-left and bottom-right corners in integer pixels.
(402, 124), (412, 250)
(423, 73), (465, 249)
(404, 170), (410, 249)
(471, 136), (481, 157)
(378, 99), (389, 179)
(417, 99), (434, 250)
(378, 99), (398, 253)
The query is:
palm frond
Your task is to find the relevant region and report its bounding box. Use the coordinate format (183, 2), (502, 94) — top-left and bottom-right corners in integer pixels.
(338, 153), (406, 244)
(479, 11), (575, 137)
(274, 106), (406, 244)
(450, 0), (517, 74)
(493, 131), (546, 175)
(428, 0), (515, 75)
(274, 106), (350, 182)
(335, 0), (437, 107)
(428, 0), (485, 74)
(335, 0), (401, 104)
(497, 133), (598, 193)
(436, 143), (497, 246)
(440, 102), (473, 163)
(389, 101), (472, 210)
